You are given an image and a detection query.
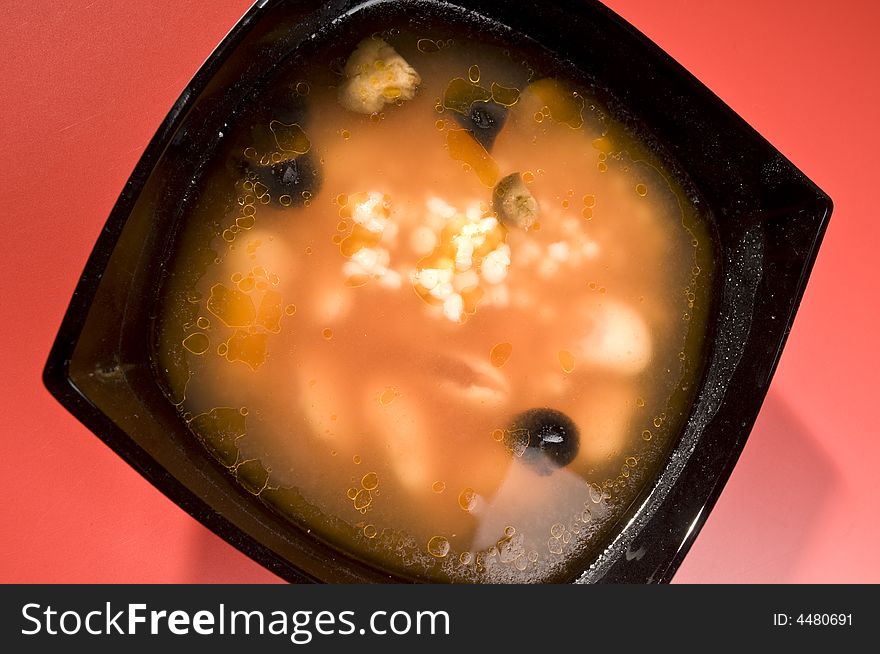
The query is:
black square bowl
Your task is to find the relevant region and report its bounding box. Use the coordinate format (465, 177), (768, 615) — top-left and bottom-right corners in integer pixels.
(44, 0), (831, 583)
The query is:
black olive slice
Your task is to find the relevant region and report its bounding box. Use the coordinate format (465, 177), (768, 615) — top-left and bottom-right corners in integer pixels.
(509, 408), (579, 475)
(249, 153), (321, 206)
(451, 99), (508, 151)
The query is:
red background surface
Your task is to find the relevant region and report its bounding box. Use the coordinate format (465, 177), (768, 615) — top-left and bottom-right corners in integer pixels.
(1, 0), (877, 583)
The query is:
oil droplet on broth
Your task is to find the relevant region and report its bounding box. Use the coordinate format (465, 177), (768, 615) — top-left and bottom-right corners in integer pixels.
(432, 481), (446, 493)
(236, 215), (256, 229)
(322, 328), (333, 339)
(221, 331), (268, 369)
(558, 349), (576, 373)
(528, 78), (585, 128)
(207, 283), (256, 327)
(361, 472), (379, 490)
(489, 342), (512, 367)
(467, 64), (480, 83)
(442, 76), (491, 114)
(353, 455), (362, 465)
(636, 183), (648, 197)
(417, 38), (440, 53)
(490, 82), (520, 107)
(446, 129), (499, 187)
(269, 120), (311, 154)
(379, 386), (401, 405)
(182, 332), (210, 355)
(592, 136), (613, 154)
(427, 535), (451, 558)
(353, 489), (372, 510)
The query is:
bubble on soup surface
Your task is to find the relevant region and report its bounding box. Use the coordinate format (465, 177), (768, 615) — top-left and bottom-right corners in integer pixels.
(458, 487), (477, 512)
(427, 536), (451, 558)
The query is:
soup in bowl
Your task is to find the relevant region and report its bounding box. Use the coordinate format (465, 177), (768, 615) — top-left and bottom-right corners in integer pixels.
(153, 24), (712, 582)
